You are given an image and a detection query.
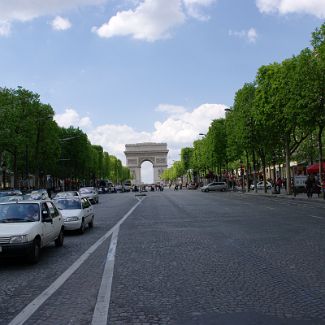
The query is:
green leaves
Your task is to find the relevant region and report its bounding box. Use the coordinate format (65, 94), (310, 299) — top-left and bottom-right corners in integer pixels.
(0, 87), (130, 186)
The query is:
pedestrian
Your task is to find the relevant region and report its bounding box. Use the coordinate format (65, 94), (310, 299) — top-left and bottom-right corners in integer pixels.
(276, 177), (282, 194)
(305, 175), (315, 198)
(321, 177), (325, 200)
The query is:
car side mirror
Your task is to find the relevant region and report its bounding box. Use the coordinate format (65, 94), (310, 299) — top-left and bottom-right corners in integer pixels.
(42, 210), (52, 223)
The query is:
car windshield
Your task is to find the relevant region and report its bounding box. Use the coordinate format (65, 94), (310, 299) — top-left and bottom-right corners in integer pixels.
(29, 190), (47, 199)
(0, 203), (40, 222)
(55, 199), (81, 210)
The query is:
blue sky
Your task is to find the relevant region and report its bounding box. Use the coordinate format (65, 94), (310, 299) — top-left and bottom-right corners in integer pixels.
(0, 0), (324, 182)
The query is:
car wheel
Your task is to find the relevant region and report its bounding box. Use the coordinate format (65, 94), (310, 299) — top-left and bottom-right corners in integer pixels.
(28, 238), (41, 264)
(89, 216), (94, 229)
(55, 229), (64, 247)
(79, 219), (86, 234)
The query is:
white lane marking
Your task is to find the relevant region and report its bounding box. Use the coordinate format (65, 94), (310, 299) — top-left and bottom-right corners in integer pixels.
(8, 199), (144, 325)
(91, 226), (119, 325)
(311, 215), (323, 219)
(265, 206), (275, 210)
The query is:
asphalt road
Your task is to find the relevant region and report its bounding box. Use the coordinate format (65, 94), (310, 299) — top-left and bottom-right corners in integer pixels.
(1, 189), (325, 325)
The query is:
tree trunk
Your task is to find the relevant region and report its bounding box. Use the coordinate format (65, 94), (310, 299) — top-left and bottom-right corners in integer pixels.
(246, 152), (250, 192)
(261, 155), (267, 193)
(285, 138), (291, 194)
(318, 125), (324, 181)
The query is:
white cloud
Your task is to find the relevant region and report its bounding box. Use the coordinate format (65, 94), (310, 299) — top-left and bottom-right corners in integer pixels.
(54, 108), (92, 129)
(93, 0), (186, 41)
(247, 28), (258, 43)
(0, 21), (11, 37)
(0, 1), (105, 22)
(229, 27), (258, 43)
(256, 0), (325, 18)
(0, 0), (105, 36)
(93, 0), (216, 41)
(183, 0), (216, 20)
(51, 16), (72, 31)
(155, 104), (186, 115)
(87, 103), (226, 165)
(55, 103), (227, 182)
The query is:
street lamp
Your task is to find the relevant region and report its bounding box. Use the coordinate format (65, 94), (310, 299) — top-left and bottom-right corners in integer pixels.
(1, 161), (6, 189)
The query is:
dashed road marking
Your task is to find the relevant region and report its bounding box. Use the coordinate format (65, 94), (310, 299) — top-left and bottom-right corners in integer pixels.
(91, 226), (119, 325)
(311, 215), (323, 219)
(8, 198), (144, 325)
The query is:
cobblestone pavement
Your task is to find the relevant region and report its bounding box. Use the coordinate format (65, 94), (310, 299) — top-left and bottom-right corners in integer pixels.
(108, 190), (325, 325)
(0, 193), (138, 325)
(1, 190), (325, 324)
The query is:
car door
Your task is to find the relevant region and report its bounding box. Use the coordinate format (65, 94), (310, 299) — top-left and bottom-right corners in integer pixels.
(45, 201), (62, 241)
(41, 203), (55, 246)
(81, 198), (93, 224)
(210, 183), (218, 191)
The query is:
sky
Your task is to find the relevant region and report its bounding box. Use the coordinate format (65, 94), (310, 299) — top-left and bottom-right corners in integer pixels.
(0, 0), (324, 183)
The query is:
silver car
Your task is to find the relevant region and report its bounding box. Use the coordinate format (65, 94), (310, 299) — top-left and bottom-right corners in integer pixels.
(201, 182), (227, 192)
(79, 187), (99, 204)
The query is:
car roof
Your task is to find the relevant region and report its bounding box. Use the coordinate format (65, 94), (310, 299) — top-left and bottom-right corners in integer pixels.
(0, 199), (51, 205)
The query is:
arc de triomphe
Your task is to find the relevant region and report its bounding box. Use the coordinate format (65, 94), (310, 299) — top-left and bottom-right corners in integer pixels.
(124, 143), (169, 185)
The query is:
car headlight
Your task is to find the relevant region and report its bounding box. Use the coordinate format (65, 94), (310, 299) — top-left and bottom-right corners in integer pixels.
(10, 235), (29, 243)
(65, 216), (80, 222)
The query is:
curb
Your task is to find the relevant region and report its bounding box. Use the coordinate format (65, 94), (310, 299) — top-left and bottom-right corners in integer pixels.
(241, 191), (325, 204)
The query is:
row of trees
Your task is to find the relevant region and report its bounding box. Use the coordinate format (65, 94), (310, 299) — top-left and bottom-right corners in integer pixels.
(0, 87), (130, 189)
(162, 23), (325, 193)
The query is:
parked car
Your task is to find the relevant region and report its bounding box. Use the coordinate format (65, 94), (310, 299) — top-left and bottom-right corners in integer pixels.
(0, 200), (64, 263)
(115, 185), (124, 193)
(201, 182), (227, 192)
(98, 180), (113, 194)
(54, 191), (80, 199)
(187, 183), (198, 190)
(79, 187), (99, 204)
(250, 181), (272, 190)
(27, 189), (50, 200)
(0, 190), (23, 202)
(53, 197), (94, 233)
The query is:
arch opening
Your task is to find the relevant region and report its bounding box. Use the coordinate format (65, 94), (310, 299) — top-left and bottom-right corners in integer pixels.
(141, 161), (154, 184)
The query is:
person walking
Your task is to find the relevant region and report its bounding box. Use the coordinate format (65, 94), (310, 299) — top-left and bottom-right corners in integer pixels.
(305, 175), (315, 198)
(276, 177), (282, 194)
(321, 178), (325, 200)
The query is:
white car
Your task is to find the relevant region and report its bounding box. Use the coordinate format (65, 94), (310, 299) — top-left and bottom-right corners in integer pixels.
(0, 200), (64, 263)
(53, 197), (94, 233)
(79, 187), (99, 204)
(250, 181), (272, 190)
(54, 191), (80, 199)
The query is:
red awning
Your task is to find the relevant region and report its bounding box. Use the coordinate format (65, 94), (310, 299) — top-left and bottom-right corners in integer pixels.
(306, 162), (325, 174)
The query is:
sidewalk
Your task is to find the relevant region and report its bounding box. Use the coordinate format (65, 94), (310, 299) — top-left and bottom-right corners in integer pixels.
(240, 189), (325, 204)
